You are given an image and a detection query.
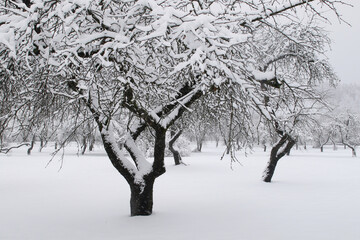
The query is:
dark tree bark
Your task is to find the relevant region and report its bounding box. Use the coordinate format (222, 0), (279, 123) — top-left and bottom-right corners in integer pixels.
(39, 138), (44, 152)
(22, 0), (32, 8)
(196, 141), (202, 152)
(152, 128), (167, 177)
(319, 135), (330, 152)
(129, 177), (155, 216)
(101, 131), (159, 216)
(263, 134), (296, 183)
(169, 129), (183, 165)
(225, 143), (230, 154)
(81, 136), (87, 155)
(263, 145), (267, 152)
(342, 143), (356, 157)
(89, 136), (95, 151)
(224, 138), (230, 154)
(27, 135), (35, 155)
(351, 147), (356, 157)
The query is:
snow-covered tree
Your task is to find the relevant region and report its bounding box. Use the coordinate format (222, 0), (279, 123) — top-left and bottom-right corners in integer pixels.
(335, 113), (360, 157)
(311, 117), (338, 152)
(250, 22), (339, 182)
(0, 0), (345, 215)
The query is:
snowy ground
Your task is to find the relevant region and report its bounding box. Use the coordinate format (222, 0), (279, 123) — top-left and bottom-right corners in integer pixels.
(1, 143), (359, 240)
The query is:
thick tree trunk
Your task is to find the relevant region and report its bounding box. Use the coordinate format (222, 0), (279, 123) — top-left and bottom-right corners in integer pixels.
(128, 128), (166, 216)
(263, 134), (296, 183)
(169, 129), (183, 165)
(102, 137), (157, 216)
(130, 178), (155, 216)
(320, 145), (324, 152)
(263, 145), (267, 152)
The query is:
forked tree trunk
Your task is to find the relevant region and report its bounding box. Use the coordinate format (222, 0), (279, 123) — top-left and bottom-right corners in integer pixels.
(344, 143), (357, 157)
(123, 128), (166, 216)
(169, 129), (183, 165)
(320, 136), (330, 153)
(263, 134), (296, 183)
(103, 136), (159, 217)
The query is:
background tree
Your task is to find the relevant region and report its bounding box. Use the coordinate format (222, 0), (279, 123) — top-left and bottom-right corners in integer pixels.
(335, 113), (360, 157)
(246, 22), (339, 182)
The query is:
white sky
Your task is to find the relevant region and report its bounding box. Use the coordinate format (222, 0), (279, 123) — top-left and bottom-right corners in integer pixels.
(327, 0), (360, 85)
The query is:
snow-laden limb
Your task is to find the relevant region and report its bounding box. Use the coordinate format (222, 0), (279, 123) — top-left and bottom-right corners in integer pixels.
(251, 70), (276, 81)
(124, 135), (153, 181)
(159, 85), (202, 129)
(101, 128), (137, 176)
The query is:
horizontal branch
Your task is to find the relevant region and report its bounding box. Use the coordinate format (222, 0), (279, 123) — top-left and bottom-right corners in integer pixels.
(0, 143), (30, 154)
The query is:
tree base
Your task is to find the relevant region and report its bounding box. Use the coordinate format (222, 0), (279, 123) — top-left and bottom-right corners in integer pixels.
(130, 180), (154, 216)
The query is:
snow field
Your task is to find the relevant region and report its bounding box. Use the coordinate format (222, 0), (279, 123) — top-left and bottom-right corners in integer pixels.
(0, 144), (359, 240)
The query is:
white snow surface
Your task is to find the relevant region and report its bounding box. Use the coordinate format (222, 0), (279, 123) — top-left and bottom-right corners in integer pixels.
(1, 143), (360, 240)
